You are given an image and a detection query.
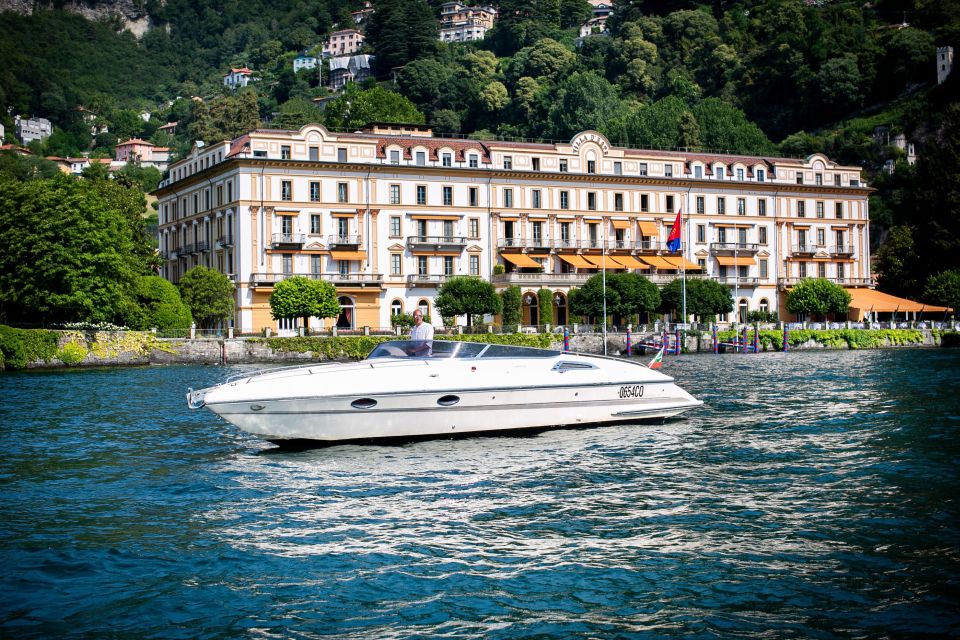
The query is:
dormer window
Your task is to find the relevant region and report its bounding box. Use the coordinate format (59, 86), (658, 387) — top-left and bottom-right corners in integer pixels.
(560, 159), (568, 172)
(469, 154), (478, 168)
(442, 153), (452, 167)
(415, 151), (426, 166)
(756, 169), (765, 182)
(503, 156), (512, 169)
(694, 165), (702, 179)
(587, 160), (596, 174)
(715, 165), (724, 179)
(664, 164), (673, 177)
(389, 149), (400, 164)
(736, 168), (744, 181)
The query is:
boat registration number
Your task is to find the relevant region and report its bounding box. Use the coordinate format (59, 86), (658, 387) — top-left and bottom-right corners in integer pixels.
(618, 385), (644, 398)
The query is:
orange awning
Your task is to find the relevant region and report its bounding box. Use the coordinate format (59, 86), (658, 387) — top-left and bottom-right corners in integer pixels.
(329, 250), (367, 261)
(557, 254), (594, 268)
(501, 253), (541, 268)
(613, 254), (648, 268)
(330, 211), (356, 218)
(714, 255), (755, 266)
(640, 256), (676, 269)
(611, 219), (631, 229)
(637, 220), (658, 236)
(662, 256), (702, 270)
(847, 289), (952, 317)
(274, 209), (300, 216)
(409, 215), (462, 221)
(583, 255), (625, 268)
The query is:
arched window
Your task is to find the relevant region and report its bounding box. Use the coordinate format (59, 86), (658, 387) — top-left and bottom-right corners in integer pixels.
(523, 292), (539, 326)
(337, 296), (355, 329)
(391, 299), (403, 319)
(738, 298), (749, 324)
(759, 298), (769, 314)
(554, 291), (567, 326)
(418, 299), (430, 321)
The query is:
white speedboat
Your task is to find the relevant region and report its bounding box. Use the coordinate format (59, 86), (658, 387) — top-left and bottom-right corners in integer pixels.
(187, 340), (702, 446)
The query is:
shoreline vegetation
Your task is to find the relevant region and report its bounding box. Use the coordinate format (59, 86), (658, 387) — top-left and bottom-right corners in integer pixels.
(1, 325), (958, 371)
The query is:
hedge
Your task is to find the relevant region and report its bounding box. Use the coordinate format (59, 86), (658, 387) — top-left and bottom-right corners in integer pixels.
(0, 325), (59, 370)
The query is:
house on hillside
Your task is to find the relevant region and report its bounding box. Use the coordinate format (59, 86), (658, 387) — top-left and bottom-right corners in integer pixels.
(223, 67), (255, 89)
(115, 138), (172, 171)
(14, 115), (52, 145)
(352, 1), (374, 24)
(328, 55), (374, 90)
(323, 29), (364, 57)
(294, 51), (319, 73)
(938, 46), (954, 85)
(438, 2), (497, 43)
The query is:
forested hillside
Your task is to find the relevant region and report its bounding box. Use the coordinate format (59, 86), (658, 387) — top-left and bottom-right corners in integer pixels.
(1, 0), (959, 303)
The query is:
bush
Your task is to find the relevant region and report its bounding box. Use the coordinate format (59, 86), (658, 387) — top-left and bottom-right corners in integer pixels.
(126, 275), (192, 332)
(57, 342), (88, 366)
(0, 325), (59, 370)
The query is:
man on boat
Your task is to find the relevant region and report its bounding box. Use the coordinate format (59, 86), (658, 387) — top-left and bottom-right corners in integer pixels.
(409, 309), (434, 356)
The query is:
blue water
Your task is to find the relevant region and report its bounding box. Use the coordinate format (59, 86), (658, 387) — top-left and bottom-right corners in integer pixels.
(1, 349), (959, 638)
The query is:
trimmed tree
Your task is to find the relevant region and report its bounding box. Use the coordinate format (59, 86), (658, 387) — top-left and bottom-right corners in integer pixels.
(127, 275), (192, 332)
(658, 278), (734, 322)
(569, 272), (660, 325)
(786, 278), (852, 320)
(269, 276), (340, 331)
(500, 285), (522, 328)
(179, 266), (236, 329)
(435, 276), (502, 327)
(537, 288), (553, 326)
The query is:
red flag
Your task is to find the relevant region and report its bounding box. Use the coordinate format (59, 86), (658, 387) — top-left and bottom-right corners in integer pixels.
(666, 208), (682, 253)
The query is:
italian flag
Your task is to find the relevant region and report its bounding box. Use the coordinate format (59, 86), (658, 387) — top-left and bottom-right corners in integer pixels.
(648, 347), (664, 369)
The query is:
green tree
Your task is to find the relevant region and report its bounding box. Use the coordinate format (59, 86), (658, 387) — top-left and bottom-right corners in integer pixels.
(537, 288), (554, 326)
(269, 276), (340, 331)
(0, 174), (139, 325)
(923, 270), (960, 316)
(547, 71), (622, 140)
(126, 275), (193, 332)
(0, 149), (61, 181)
(569, 272), (660, 325)
(323, 84), (424, 130)
(500, 285), (522, 328)
(366, 0), (438, 77)
(692, 98), (775, 154)
(509, 38), (577, 85)
(786, 278), (852, 320)
(874, 226), (920, 298)
(179, 266), (236, 329)
(658, 278), (733, 321)
(435, 276), (503, 327)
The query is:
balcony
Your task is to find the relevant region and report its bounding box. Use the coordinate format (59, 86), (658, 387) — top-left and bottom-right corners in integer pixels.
(406, 273), (453, 287)
(249, 272), (383, 288)
(790, 244), (820, 256)
(406, 235), (468, 252)
(830, 245), (855, 256)
(492, 272), (591, 286)
(632, 239), (661, 252)
(181, 243), (194, 255)
(327, 234), (362, 248)
(712, 276), (761, 287)
(272, 233), (306, 248)
(710, 242), (759, 255)
(778, 277), (873, 288)
(498, 237), (553, 251)
(193, 240), (209, 253)
(215, 235), (234, 249)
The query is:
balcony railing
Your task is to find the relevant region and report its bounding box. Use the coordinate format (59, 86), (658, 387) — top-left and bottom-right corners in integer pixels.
(778, 277), (873, 287)
(492, 272), (591, 286)
(249, 272), (383, 287)
(830, 245), (855, 256)
(632, 240), (661, 252)
(497, 237), (552, 250)
(712, 276), (761, 286)
(215, 235), (234, 249)
(193, 240), (209, 253)
(327, 234), (362, 248)
(790, 244), (821, 255)
(406, 273), (453, 286)
(406, 235), (468, 252)
(272, 233), (306, 247)
(181, 243), (194, 255)
(710, 242), (759, 254)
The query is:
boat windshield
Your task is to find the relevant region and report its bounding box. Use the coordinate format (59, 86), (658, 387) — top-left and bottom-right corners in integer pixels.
(366, 340), (559, 360)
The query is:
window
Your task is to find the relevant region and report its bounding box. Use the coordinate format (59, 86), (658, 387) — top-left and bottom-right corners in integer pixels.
(390, 216), (401, 237)
(759, 200), (767, 216)
(697, 224), (705, 243)
(532, 157), (540, 171)
(797, 201), (806, 217)
(614, 193), (624, 212)
(311, 255), (321, 275)
(391, 254), (402, 276)
(587, 160), (596, 174)
(337, 182), (348, 203)
(834, 174), (841, 186)
(640, 194), (649, 212)
(444, 256), (454, 276)
(469, 154), (478, 168)
(666, 195), (674, 212)
(309, 146), (319, 161)
(532, 221), (543, 246)
(417, 256), (428, 275)
(614, 161), (622, 175)
(815, 173), (823, 185)
(835, 230), (845, 251)
(837, 262), (845, 280)
(694, 165), (703, 179)
(818, 262), (826, 278)
(205, 189), (210, 211)
(503, 156), (512, 169)
(698, 258), (706, 270)
(442, 153), (452, 167)
(835, 203), (843, 219)
(391, 299), (403, 317)
(416, 185), (427, 205)
(504, 188), (513, 208)
(415, 151), (426, 166)
(532, 189), (542, 208)
(311, 214), (321, 235)
(390, 184), (400, 205)
(715, 165), (724, 180)
(816, 229), (825, 246)
(281, 145), (291, 160)
(253, 150), (267, 158)
(282, 253), (293, 275)
(416, 219), (427, 238)
(560, 222), (570, 242)
(560, 159), (568, 172)
(227, 181), (232, 202)
(759, 227), (767, 244)
(310, 181), (320, 202)
(281, 180), (292, 201)
(664, 164), (673, 177)
(390, 149), (400, 164)
(799, 262), (807, 278)
(587, 192), (597, 211)
(816, 201), (824, 218)
(560, 191), (569, 209)
(759, 259), (768, 279)
(337, 147), (347, 162)
(717, 197), (726, 215)
(470, 255), (479, 275)
(639, 163), (647, 176)
(469, 187), (478, 207)
(736, 168), (745, 181)
(737, 198), (746, 215)
(442, 220), (454, 241)
(757, 169), (765, 182)
(443, 186), (453, 206)
(216, 186), (222, 207)
(469, 218), (479, 238)
(796, 173), (804, 185)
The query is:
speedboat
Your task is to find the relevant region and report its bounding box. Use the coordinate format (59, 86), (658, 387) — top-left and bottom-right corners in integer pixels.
(187, 340), (702, 446)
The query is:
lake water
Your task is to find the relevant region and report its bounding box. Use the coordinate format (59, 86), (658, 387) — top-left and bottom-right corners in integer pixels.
(1, 349), (959, 638)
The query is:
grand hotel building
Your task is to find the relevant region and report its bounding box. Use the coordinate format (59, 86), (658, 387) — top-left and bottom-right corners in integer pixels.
(154, 123), (872, 333)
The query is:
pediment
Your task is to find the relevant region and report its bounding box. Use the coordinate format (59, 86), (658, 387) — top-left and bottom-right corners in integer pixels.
(304, 241), (326, 251)
(387, 243), (406, 252)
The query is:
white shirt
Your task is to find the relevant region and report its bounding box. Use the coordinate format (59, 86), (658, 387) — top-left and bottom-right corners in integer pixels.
(410, 321), (434, 342)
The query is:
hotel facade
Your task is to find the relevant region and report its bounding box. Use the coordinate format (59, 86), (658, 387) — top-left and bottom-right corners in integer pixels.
(153, 124), (872, 333)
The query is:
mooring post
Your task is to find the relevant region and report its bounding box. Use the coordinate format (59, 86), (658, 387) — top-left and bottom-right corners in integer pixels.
(713, 324), (718, 354)
(626, 324), (632, 357)
(563, 325), (570, 352)
(783, 323), (789, 352)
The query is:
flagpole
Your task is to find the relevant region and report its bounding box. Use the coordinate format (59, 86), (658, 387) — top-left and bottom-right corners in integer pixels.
(681, 198), (687, 329)
(602, 219), (607, 355)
